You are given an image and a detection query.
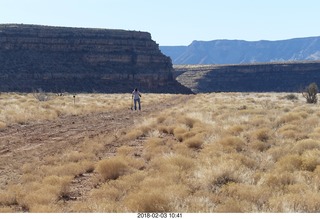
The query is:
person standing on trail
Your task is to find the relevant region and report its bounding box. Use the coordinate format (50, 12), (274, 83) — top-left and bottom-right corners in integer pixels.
(132, 88), (142, 110)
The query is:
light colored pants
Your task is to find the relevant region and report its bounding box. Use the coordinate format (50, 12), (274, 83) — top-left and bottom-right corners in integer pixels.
(134, 98), (141, 110)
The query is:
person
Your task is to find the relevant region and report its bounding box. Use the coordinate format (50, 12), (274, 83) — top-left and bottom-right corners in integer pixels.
(132, 88), (141, 110)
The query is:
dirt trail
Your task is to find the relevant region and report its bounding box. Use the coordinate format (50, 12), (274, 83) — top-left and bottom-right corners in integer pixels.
(0, 95), (190, 193)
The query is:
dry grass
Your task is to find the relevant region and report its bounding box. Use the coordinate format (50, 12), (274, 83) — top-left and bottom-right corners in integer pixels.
(184, 134), (204, 150)
(0, 93), (175, 126)
(3, 92), (320, 213)
(96, 156), (130, 180)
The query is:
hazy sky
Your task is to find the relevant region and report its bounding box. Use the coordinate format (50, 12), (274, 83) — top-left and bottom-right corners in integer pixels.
(0, 0), (319, 46)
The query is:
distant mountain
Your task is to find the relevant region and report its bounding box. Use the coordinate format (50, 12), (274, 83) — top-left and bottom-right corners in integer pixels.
(160, 37), (320, 65)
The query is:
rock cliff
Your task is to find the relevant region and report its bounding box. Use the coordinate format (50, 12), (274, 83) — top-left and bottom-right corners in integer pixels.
(175, 61), (320, 93)
(0, 24), (192, 93)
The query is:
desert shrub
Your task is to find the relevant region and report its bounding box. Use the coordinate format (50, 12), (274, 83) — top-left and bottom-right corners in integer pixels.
(91, 186), (123, 204)
(267, 144), (292, 162)
(124, 129), (144, 141)
(275, 154), (302, 172)
(156, 115), (166, 124)
(157, 125), (174, 134)
(284, 93), (299, 101)
(77, 160), (95, 173)
(302, 82), (318, 104)
(17, 179), (70, 212)
(293, 139), (320, 154)
(249, 140), (269, 152)
(184, 135), (204, 150)
(0, 191), (17, 206)
(21, 163), (38, 174)
(261, 171), (296, 188)
(42, 175), (71, 195)
(139, 125), (154, 136)
(117, 146), (135, 157)
(45, 162), (88, 177)
(277, 112), (302, 125)
(219, 136), (246, 152)
(278, 124), (299, 132)
(226, 124), (245, 135)
(237, 105), (247, 110)
(89, 171), (148, 211)
(212, 172), (235, 190)
(300, 149), (320, 171)
(280, 130), (299, 139)
(221, 183), (271, 211)
(123, 175), (175, 212)
(145, 137), (165, 148)
(253, 128), (270, 142)
(33, 89), (52, 102)
(20, 174), (40, 186)
(269, 192), (320, 212)
(172, 141), (196, 157)
(297, 111), (309, 119)
(180, 131), (197, 142)
(146, 129), (161, 138)
(227, 153), (257, 169)
(124, 156), (145, 171)
(63, 151), (93, 163)
(126, 189), (171, 212)
(173, 126), (188, 142)
(96, 157), (129, 180)
(163, 154), (195, 172)
(208, 169), (239, 193)
(250, 116), (268, 127)
(142, 137), (170, 161)
(215, 198), (247, 212)
(182, 117), (198, 129)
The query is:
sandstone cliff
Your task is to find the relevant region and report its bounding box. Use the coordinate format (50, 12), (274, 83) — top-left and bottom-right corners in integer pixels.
(0, 24), (192, 93)
(175, 61), (320, 93)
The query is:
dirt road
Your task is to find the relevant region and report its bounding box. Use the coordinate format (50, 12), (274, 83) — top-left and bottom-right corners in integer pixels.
(0, 95), (190, 193)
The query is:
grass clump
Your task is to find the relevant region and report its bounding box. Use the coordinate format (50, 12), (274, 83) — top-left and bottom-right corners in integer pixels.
(96, 156), (129, 180)
(125, 189), (171, 212)
(300, 149), (320, 171)
(184, 135), (204, 150)
(293, 139), (320, 154)
(218, 136), (246, 152)
(283, 93), (299, 101)
(253, 128), (270, 142)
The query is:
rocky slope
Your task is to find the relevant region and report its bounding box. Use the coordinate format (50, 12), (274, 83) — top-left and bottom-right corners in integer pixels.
(0, 24), (192, 93)
(161, 37), (320, 65)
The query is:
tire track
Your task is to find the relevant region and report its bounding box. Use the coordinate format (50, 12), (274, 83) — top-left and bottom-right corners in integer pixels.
(0, 95), (191, 190)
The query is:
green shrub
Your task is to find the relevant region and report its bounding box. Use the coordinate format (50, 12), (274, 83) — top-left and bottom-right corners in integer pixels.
(302, 83), (318, 104)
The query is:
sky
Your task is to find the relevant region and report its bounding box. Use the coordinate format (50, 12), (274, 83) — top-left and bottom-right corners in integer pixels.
(0, 0), (319, 46)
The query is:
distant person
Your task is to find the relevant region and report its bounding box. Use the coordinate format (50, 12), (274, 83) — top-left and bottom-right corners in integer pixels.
(132, 88), (142, 110)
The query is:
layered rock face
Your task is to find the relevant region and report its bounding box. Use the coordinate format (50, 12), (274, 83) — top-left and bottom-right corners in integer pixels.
(0, 24), (191, 93)
(175, 62), (320, 93)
